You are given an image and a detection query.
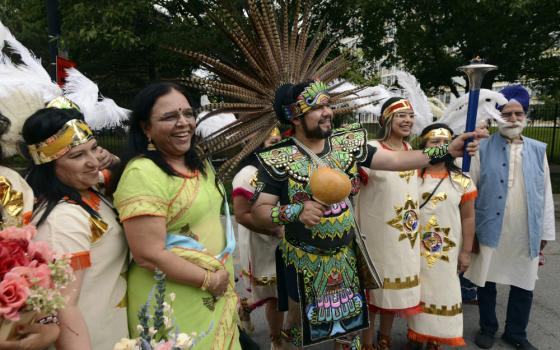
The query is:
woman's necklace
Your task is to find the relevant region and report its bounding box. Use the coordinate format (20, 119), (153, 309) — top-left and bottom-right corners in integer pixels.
(381, 140), (404, 151)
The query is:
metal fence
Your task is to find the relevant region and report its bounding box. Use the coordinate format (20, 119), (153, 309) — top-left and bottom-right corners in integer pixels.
(94, 103), (560, 163)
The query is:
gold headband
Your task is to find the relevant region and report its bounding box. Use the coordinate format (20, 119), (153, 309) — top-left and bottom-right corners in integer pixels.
(269, 127), (281, 137)
(27, 119), (94, 165)
(422, 128), (452, 141)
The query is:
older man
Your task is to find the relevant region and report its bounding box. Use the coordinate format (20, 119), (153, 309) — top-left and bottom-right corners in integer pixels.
(465, 85), (555, 350)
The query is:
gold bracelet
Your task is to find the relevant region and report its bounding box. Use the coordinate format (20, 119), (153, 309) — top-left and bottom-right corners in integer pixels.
(200, 270), (211, 291)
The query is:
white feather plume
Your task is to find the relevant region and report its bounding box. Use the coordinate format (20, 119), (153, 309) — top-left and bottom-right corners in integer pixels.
(0, 22), (62, 156)
(196, 95), (236, 138)
(63, 68), (129, 130)
(439, 89), (508, 135)
(394, 70), (433, 135)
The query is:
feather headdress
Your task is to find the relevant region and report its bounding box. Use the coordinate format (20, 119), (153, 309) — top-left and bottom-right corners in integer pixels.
(0, 21), (129, 157)
(393, 70), (433, 135)
(172, 0), (374, 179)
(439, 89), (508, 135)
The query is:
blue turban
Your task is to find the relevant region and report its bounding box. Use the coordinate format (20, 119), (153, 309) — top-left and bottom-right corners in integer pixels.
(499, 85), (530, 112)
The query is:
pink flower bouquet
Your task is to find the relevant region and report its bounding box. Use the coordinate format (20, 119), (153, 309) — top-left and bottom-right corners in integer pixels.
(0, 225), (73, 340)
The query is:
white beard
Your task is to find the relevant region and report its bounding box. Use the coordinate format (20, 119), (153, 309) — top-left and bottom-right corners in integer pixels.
(498, 120), (526, 139)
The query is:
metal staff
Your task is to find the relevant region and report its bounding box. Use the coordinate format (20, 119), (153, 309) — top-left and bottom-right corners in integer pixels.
(457, 59), (497, 172)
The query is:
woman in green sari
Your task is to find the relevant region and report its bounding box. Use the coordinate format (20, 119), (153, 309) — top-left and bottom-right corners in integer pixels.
(112, 83), (240, 350)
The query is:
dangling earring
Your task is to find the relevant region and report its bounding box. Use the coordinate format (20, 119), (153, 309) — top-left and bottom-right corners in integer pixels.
(147, 136), (156, 151)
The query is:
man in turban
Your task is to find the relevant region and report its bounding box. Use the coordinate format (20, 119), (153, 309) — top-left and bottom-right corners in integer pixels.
(465, 85), (555, 350)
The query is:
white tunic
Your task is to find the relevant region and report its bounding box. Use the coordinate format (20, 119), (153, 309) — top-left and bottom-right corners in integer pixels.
(408, 170), (477, 344)
(33, 196), (128, 350)
(465, 140), (556, 291)
(356, 140), (421, 311)
(232, 165), (280, 303)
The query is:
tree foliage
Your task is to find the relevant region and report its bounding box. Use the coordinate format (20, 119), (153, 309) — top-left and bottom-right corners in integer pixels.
(356, 0), (560, 96)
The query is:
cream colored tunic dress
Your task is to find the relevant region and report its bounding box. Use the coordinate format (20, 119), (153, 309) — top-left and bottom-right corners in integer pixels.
(408, 170), (477, 345)
(233, 165), (280, 304)
(33, 195), (128, 350)
(356, 140), (421, 313)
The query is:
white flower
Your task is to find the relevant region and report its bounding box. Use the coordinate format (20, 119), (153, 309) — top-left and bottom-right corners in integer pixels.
(163, 302), (171, 312)
(136, 325), (144, 334)
(175, 333), (194, 349)
(163, 315), (172, 328)
(113, 338), (137, 350)
(149, 326), (157, 336)
(169, 292), (176, 302)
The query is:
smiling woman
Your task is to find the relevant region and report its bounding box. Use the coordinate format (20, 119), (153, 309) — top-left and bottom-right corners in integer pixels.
(22, 105), (129, 350)
(111, 83), (241, 350)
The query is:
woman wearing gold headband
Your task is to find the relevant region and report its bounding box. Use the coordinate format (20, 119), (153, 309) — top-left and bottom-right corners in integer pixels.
(233, 127), (285, 349)
(356, 96), (423, 350)
(406, 123), (476, 349)
(111, 82), (240, 350)
(23, 107), (128, 350)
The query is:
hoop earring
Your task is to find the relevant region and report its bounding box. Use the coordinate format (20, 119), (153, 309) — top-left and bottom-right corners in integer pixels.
(147, 137), (156, 151)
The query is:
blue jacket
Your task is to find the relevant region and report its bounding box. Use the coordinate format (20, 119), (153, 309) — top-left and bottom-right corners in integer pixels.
(475, 133), (546, 258)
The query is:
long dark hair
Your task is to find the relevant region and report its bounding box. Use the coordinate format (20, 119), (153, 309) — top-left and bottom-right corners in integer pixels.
(23, 108), (100, 226)
(419, 123), (467, 183)
(109, 82), (207, 195)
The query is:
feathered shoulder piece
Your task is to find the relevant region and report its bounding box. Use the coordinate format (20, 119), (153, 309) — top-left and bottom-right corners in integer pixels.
(172, 0), (370, 179)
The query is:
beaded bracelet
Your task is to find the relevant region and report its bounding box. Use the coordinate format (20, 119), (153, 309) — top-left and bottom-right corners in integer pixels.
(271, 202), (304, 225)
(200, 270), (212, 291)
(37, 314), (60, 325)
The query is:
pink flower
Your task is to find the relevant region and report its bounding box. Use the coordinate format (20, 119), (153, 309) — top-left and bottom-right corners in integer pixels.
(10, 264), (52, 289)
(27, 241), (54, 264)
(155, 341), (174, 350)
(0, 239), (29, 279)
(0, 225), (36, 241)
(0, 275), (29, 321)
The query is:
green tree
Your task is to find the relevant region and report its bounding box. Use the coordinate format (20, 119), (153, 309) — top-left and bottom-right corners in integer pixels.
(356, 0), (560, 97)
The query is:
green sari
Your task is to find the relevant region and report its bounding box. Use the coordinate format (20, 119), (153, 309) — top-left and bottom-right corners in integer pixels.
(114, 158), (240, 350)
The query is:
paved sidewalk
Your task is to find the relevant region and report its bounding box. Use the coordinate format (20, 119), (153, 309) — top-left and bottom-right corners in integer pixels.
(234, 225), (560, 350)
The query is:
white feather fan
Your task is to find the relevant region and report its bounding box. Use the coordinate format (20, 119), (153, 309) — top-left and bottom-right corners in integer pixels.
(394, 70), (433, 135)
(196, 95), (236, 138)
(63, 68), (129, 130)
(439, 89), (508, 135)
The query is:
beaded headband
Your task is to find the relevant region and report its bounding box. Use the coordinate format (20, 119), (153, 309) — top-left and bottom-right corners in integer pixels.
(283, 81), (330, 121)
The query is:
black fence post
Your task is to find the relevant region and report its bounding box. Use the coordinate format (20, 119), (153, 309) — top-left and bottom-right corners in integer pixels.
(551, 103), (559, 161)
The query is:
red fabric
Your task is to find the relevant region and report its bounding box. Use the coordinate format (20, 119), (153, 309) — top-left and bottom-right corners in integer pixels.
(368, 303), (423, 317)
(232, 187), (254, 201)
(56, 56), (77, 86)
(407, 328), (466, 346)
(282, 128), (295, 137)
(358, 167), (369, 185)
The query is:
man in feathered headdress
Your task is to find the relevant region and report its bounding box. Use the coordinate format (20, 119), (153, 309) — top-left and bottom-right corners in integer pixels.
(175, 2), (483, 348)
(465, 85), (555, 350)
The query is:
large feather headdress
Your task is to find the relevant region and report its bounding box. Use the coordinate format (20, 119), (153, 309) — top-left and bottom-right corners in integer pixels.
(0, 22), (129, 157)
(172, 0), (374, 178)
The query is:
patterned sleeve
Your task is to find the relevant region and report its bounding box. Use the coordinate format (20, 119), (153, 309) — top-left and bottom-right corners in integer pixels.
(34, 203), (92, 271)
(232, 165), (257, 201)
(460, 176), (478, 204)
(113, 158), (169, 221)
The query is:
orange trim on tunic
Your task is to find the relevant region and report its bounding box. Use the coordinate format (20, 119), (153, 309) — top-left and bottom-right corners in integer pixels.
(101, 169), (111, 188)
(22, 211), (32, 225)
(70, 251), (92, 270)
(461, 190), (478, 204)
(407, 328), (466, 346)
(420, 170), (449, 179)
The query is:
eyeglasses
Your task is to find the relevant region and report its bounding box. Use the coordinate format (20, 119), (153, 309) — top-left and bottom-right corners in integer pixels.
(394, 112), (415, 118)
(501, 111), (526, 119)
(157, 109), (195, 125)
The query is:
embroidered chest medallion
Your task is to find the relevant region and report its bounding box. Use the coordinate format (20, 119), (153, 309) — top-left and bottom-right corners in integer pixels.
(421, 215), (456, 267)
(387, 195), (419, 248)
